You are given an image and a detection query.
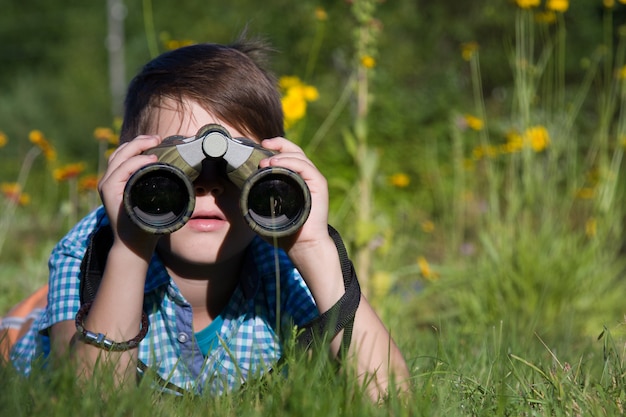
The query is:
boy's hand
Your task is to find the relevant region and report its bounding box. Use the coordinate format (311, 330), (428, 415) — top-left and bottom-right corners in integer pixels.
(257, 137), (331, 251)
(98, 135), (163, 255)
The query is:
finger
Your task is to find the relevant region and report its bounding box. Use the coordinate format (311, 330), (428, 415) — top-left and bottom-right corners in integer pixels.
(98, 154), (158, 196)
(101, 136), (161, 183)
(261, 137), (304, 154)
(107, 135), (161, 168)
(264, 156), (324, 187)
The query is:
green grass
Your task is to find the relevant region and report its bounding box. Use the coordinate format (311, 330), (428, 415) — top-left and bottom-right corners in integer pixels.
(1, 322), (625, 416)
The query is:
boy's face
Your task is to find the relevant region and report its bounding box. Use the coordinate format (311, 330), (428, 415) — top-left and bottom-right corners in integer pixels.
(149, 98), (258, 267)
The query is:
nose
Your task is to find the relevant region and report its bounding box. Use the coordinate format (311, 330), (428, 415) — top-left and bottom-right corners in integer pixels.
(193, 160), (225, 197)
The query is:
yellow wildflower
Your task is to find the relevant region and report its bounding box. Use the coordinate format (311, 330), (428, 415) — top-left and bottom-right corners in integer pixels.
(281, 94), (307, 127)
(389, 173), (410, 188)
(546, 0), (569, 12)
(164, 39), (195, 51)
(78, 175), (100, 192)
(53, 162), (86, 182)
(417, 256), (439, 281)
(472, 144), (498, 160)
(1, 182), (30, 206)
(421, 220), (435, 233)
(279, 76), (302, 90)
(360, 55), (376, 69)
(576, 187), (595, 199)
(315, 7), (328, 21)
(515, 0), (540, 8)
(28, 130), (56, 161)
(525, 125), (550, 152)
(461, 42), (479, 61)
(29, 129), (44, 145)
(302, 85), (319, 102)
(604, 0), (614, 7)
(503, 132), (524, 153)
(518, 0), (541, 8)
(464, 114), (484, 131)
(535, 11), (557, 24)
(279, 76), (319, 128)
(585, 218), (597, 237)
(93, 127), (117, 144)
(0, 131), (7, 148)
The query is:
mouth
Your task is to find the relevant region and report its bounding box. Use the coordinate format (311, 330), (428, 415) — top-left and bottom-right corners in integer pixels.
(189, 206), (226, 219)
(186, 210), (227, 231)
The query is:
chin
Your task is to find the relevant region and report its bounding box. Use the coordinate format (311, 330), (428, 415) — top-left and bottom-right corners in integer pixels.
(162, 228), (254, 265)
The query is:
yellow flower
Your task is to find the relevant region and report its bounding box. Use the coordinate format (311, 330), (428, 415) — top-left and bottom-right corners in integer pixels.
(604, 0), (614, 8)
(29, 129), (44, 145)
(420, 220), (435, 233)
(461, 42), (479, 61)
(503, 132), (524, 153)
(585, 218), (597, 237)
(28, 130), (56, 161)
(279, 76), (319, 128)
(389, 173), (410, 188)
(78, 175), (100, 192)
(1, 182), (30, 206)
(93, 127), (119, 145)
(360, 55), (376, 69)
(0, 131), (7, 148)
(535, 11), (557, 24)
(546, 0), (569, 12)
(281, 94), (307, 127)
(53, 162), (86, 182)
(617, 66), (626, 80)
(417, 256), (439, 281)
(515, 0), (540, 8)
(304, 86), (319, 102)
(164, 39), (195, 51)
(472, 144), (498, 160)
(525, 125), (550, 152)
(315, 7), (328, 21)
(464, 114), (484, 131)
(576, 187), (595, 199)
(279, 77), (319, 102)
(279, 76), (302, 90)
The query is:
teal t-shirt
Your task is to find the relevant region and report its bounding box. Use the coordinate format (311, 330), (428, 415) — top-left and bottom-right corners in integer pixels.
(195, 315), (224, 357)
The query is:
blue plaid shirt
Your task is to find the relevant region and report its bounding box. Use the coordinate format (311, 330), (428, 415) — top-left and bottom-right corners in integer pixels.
(10, 206), (319, 394)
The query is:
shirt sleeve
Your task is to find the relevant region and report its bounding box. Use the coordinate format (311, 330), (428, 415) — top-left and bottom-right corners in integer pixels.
(38, 207), (105, 333)
(279, 266), (319, 327)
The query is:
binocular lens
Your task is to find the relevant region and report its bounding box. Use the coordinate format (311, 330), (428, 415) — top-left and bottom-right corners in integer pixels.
(124, 164), (195, 234)
(242, 167), (311, 237)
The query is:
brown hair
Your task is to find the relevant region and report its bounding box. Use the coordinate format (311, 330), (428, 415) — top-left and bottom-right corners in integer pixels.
(119, 39), (284, 143)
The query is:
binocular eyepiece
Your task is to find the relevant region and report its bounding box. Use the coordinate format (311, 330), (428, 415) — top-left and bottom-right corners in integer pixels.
(123, 124), (311, 238)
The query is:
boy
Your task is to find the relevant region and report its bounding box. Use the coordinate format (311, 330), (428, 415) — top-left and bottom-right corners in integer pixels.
(6, 38), (409, 399)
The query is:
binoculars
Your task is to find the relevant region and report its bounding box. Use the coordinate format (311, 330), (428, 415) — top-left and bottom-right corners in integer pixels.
(123, 124), (311, 237)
